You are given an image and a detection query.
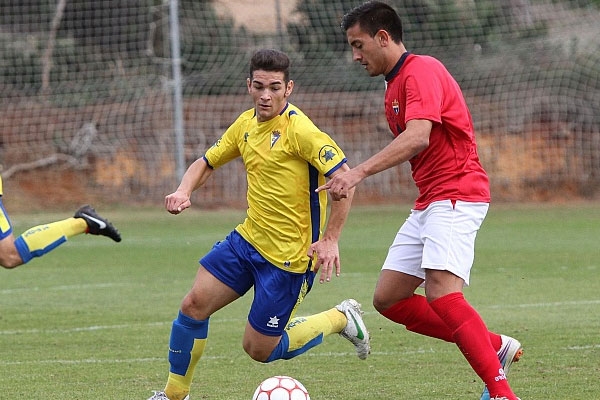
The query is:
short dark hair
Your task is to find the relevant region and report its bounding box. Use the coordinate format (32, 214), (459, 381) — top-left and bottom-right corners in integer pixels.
(249, 49), (290, 83)
(341, 1), (403, 43)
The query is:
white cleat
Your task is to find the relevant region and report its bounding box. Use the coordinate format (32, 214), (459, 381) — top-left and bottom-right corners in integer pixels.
(481, 334), (524, 400)
(335, 299), (370, 360)
(147, 391), (189, 400)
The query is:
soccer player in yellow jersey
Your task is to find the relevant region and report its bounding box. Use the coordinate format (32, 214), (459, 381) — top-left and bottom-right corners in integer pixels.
(0, 175), (121, 269)
(148, 49), (370, 400)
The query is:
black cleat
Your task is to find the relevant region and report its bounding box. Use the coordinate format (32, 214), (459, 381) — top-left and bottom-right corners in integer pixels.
(74, 205), (122, 242)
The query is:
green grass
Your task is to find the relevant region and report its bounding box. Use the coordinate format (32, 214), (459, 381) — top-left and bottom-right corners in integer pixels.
(1, 204), (599, 399)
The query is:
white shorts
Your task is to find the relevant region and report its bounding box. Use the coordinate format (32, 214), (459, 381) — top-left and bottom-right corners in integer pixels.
(381, 200), (489, 286)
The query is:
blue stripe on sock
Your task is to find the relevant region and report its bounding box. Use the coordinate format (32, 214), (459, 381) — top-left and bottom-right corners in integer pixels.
(14, 237), (32, 263)
(169, 311), (209, 376)
(14, 235), (67, 264)
(264, 331), (324, 363)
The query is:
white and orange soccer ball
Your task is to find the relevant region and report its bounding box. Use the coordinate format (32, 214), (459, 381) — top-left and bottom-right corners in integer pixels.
(252, 376), (311, 400)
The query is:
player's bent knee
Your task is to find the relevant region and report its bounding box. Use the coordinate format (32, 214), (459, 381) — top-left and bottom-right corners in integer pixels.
(0, 249), (23, 269)
(243, 341), (273, 362)
(373, 293), (395, 313)
(180, 295), (209, 320)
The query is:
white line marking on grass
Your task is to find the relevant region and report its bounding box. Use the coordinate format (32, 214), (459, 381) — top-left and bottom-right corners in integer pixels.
(0, 355), (226, 366)
(0, 349), (441, 367)
(1, 300), (598, 336)
(0, 282), (129, 294)
(0, 322), (169, 336)
(0, 317), (246, 336)
(566, 344), (600, 350)
(485, 300), (600, 309)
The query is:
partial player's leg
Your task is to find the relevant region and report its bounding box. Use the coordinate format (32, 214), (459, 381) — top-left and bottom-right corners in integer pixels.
(335, 298), (370, 359)
(244, 265), (334, 363)
(421, 201), (519, 400)
(1, 197), (85, 267)
(241, 253), (369, 363)
(243, 298), (370, 363)
(374, 202), (519, 397)
(158, 265), (241, 400)
(151, 231), (250, 400)
(74, 205), (121, 242)
(480, 335), (523, 400)
(429, 287), (519, 400)
(0, 195), (26, 268)
(1, 201), (121, 268)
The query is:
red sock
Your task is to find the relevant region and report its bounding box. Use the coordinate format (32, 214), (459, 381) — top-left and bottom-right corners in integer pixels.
(380, 294), (503, 350)
(381, 294), (454, 342)
(429, 292), (517, 400)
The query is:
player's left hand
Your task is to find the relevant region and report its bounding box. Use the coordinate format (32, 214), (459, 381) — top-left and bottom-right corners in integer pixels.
(316, 168), (363, 201)
(307, 238), (340, 284)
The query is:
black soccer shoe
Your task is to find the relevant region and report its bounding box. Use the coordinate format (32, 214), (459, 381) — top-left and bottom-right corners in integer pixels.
(74, 205), (122, 242)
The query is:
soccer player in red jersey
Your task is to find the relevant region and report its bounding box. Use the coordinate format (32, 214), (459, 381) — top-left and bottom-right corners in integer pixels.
(317, 2), (522, 399)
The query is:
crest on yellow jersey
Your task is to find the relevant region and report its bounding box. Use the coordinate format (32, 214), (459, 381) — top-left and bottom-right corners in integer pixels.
(270, 130), (281, 148)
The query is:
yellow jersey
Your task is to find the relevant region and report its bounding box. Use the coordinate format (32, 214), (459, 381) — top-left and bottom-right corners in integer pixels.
(204, 103), (347, 273)
(0, 175), (3, 196)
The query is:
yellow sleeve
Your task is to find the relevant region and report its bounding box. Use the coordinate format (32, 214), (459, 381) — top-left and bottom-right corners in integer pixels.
(204, 114), (244, 169)
(0, 175), (3, 196)
(290, 116), (347, 177)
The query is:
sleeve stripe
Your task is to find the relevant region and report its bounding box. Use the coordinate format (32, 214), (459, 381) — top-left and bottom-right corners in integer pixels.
(324, 158), (347, 177)
(202, 155), (214, 169)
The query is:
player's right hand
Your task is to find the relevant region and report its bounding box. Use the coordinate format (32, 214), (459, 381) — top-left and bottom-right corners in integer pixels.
(165, 190), (191, 214)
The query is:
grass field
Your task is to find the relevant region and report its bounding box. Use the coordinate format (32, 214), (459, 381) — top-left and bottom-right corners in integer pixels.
(1, 203), (599, 399)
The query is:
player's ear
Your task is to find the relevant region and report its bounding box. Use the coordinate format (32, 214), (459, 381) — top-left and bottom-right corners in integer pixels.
(376, 29), (390, 46)
(285, 80), (294, 97)
(247, 77), (252, 93)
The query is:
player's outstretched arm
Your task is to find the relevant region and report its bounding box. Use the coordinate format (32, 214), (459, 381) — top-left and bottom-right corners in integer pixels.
(308, 163), (354, 284)
(317, 119), (432, 200)
(165, 158), (214, 214)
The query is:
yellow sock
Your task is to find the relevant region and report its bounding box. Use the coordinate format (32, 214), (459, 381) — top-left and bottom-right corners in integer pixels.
(14, 217), (88, 263)
(286, 308), (346, 351)
(165, 338), (207, 400)
(24, 217), (87, 243)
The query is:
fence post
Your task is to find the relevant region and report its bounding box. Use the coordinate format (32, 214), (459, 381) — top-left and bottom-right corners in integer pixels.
(168, 0), (186, 181)
(275, 0), (284, 49)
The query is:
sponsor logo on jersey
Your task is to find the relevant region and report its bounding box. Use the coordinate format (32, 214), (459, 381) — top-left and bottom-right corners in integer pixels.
(283, 260), (291, 268)
(244, 132), (249, 142)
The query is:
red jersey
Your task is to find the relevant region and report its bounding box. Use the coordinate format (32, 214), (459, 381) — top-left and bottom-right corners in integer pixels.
(384, 53), (490, 209)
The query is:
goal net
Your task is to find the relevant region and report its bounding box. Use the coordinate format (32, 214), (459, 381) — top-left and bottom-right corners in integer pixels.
(1, 0), (599, 206)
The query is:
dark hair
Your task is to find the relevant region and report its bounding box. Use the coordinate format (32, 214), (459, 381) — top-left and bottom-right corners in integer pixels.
(249, 49), (290, 83)
(340, 1), (403, 43)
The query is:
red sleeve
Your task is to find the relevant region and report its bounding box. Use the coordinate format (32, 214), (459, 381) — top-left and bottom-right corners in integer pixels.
(404, 71), (443, 125)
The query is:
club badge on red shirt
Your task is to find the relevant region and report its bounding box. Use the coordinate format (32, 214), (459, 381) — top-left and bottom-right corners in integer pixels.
(392, 99), (400, 115)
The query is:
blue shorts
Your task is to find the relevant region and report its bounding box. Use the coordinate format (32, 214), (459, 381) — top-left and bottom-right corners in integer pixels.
(200, 230), (315, 336)
(0, 196), (13, 240)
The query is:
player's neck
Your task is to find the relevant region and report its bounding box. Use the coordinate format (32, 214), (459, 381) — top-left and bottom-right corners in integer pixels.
(384, 43), (408, 76)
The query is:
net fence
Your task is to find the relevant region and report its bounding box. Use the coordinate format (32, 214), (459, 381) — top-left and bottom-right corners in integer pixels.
(1, 0), (599, 206)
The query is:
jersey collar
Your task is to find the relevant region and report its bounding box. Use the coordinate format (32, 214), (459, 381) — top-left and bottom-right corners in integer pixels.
(385, 51), (411, 82)
(252, 102), (289, 120)
(279, 102), (290, 116)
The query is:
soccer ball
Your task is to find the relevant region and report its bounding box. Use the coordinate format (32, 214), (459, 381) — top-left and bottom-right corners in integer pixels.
(252, 376), (311, 400)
